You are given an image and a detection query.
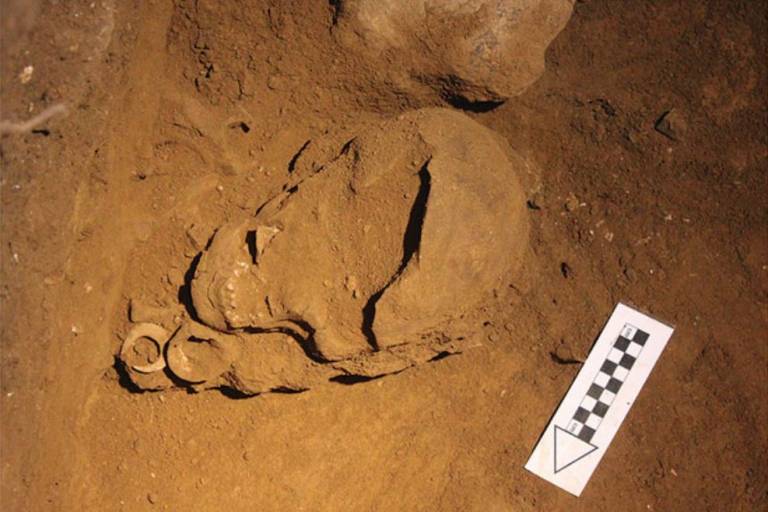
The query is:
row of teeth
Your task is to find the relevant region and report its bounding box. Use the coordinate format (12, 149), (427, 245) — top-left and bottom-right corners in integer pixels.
(221, 256), (261, 327)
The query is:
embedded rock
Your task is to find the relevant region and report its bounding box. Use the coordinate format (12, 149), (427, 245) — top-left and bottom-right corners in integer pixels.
(333, 0), (575, 104)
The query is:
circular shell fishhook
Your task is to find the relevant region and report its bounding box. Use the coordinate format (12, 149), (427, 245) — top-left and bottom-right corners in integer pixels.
(120, 323), (171, 374)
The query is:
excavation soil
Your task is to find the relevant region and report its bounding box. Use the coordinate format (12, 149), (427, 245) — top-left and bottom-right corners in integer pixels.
(1, 1), (767, 511)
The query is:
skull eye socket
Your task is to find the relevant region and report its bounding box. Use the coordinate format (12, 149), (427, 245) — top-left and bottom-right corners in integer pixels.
(245, 226), (282, 265)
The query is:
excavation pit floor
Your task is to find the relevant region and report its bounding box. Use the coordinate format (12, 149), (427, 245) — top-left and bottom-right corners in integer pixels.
(0, 1), (766, 511)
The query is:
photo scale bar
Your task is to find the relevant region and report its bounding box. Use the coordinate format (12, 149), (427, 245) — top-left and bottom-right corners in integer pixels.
(565, 324), (649, 443)
(525, 303), (675, 496)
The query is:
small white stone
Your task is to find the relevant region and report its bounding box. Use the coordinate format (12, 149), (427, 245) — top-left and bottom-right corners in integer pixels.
(19, 65), (33, 84)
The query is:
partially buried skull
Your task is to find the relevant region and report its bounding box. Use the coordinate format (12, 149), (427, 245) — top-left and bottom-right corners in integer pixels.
(119, 108), (529, 395)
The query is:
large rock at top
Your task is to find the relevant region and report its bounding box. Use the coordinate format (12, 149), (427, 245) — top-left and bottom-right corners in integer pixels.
(334, 0), (574, 104)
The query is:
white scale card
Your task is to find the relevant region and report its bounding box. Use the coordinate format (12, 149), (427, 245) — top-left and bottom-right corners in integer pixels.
(525, 303), (674, 496)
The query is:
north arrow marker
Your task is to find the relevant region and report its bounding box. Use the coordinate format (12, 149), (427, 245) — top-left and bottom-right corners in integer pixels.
(553, 426), (597, 473)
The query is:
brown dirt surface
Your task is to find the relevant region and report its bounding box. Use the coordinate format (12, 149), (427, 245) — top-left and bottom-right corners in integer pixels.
(1, 1), (767, 511)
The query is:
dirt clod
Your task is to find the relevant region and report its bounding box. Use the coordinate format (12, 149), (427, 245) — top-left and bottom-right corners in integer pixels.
(655, 109), (688, 141)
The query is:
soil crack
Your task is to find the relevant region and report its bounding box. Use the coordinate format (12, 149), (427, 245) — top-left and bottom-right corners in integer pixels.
(361, 160), (432, 350)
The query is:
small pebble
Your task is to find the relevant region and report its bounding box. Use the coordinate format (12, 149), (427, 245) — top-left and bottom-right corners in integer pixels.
(19, 65), (33, 84)
(186, 224), (210, 251)
(220, 163), (238, 176)
(564, 193), (579, 212)
(526, 199), (541, 210)
(552, 341), (580, 364)
(654, 109), (687, 141)
(167, 269), (185, 287)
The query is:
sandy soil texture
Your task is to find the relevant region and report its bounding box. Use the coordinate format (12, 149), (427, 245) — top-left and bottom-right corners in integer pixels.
(1, 1), (766, 511)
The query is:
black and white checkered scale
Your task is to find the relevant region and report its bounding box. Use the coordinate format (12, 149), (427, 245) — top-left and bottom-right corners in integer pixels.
(566, 324), (650, 443)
